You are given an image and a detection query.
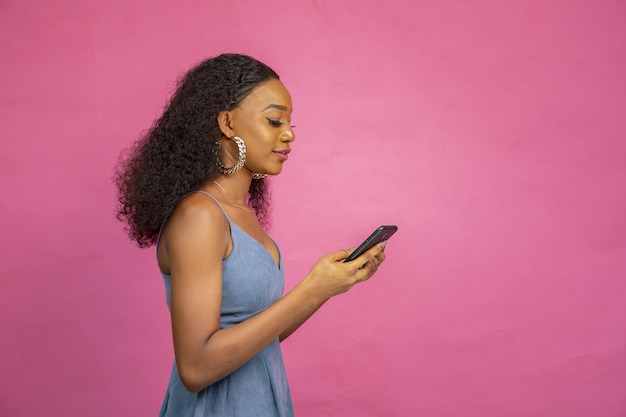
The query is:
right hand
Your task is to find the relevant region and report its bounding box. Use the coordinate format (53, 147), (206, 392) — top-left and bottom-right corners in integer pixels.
(303, 242), (387, 302)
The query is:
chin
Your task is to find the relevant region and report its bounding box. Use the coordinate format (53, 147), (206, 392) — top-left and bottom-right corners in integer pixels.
(267, 165), (284, 176)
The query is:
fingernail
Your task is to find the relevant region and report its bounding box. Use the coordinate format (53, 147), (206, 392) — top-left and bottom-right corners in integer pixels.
(381, 241), (387, 248)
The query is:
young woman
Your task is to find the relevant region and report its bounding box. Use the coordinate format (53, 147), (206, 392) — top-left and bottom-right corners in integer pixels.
(115, 53), (387, 417)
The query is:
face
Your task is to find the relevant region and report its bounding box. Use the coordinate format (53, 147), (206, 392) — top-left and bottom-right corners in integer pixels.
(223, 78), (296, 176)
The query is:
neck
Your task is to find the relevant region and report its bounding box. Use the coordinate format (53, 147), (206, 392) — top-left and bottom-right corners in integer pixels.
(206, 172), (251, 205)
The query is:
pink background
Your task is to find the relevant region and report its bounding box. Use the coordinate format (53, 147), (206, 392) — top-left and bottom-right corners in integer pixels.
(1, 1), (625, 416)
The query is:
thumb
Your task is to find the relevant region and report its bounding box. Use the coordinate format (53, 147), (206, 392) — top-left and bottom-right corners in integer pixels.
(327, 249), (353, 262)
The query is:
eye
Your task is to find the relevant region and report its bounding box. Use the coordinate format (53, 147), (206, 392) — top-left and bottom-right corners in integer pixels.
(266, 117), (283, 126)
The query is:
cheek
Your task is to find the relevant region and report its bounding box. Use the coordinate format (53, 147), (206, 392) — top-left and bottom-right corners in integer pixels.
(245, 128), (275, 153)
(252, 125), (278, 144)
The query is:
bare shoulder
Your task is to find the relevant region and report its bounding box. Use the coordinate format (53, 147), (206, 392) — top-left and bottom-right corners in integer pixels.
(158, 192), (230, 274)
(169, 192), (228, 234)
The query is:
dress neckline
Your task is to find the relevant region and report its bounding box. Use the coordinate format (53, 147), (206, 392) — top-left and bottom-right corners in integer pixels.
(195, 190), (281, 270)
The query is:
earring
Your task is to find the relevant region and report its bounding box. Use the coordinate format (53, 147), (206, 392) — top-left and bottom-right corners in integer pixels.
(252, 173), (267, 180)
(217, 136), (246, 175)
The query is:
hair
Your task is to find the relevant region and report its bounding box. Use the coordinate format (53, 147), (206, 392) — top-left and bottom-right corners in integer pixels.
(114, 53), (280, 247)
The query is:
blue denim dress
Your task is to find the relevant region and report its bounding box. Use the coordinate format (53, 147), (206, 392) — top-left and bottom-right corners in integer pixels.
(158, 191), (294, 417)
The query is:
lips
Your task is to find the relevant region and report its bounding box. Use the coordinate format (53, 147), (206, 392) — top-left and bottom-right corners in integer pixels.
(273, 149), (291, 162)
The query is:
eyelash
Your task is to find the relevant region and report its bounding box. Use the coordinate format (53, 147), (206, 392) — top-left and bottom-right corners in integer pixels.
(266, 117), (296, 129)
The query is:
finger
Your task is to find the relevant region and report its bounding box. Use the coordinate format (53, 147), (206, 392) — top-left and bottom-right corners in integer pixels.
(366, 255), (380, 268)
(352, 243), (385, 265)
(327, 249), (353, 262)
(356, 258), (379, 280)
(367, 242), (386, 256)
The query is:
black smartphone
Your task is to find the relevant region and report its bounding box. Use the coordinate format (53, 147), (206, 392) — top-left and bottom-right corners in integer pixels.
(343, 225), (398, 263)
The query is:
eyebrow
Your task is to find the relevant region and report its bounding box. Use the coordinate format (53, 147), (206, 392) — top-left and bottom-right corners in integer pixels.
(261, 104), (289, 112)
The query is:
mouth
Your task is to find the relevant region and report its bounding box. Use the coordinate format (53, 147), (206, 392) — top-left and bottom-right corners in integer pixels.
(273, 149), (291, 161)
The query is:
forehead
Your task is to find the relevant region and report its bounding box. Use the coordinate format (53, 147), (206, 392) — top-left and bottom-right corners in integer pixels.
(239, 78), (293, 111)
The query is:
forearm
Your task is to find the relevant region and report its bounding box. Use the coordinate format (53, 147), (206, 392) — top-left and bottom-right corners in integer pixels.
(279, 299), (327, 342)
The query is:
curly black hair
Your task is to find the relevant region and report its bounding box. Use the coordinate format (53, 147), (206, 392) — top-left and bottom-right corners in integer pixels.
(114, 53), (280, 247)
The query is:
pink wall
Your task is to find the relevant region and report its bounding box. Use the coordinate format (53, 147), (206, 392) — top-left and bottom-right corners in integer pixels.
(1, 1), (625, 416)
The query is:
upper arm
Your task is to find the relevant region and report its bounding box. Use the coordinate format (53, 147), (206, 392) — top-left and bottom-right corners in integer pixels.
(160, 195), (230, 371)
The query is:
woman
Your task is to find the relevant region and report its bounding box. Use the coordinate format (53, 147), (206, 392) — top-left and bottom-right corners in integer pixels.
(115, 53), (387, 417)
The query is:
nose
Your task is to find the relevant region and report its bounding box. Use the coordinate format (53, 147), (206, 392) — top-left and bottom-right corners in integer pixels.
(280, 127), (295, 143)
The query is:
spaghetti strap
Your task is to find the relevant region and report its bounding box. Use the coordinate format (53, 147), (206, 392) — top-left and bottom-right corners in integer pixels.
(157, 190), (231, 253)
(193, 190), (233, 223)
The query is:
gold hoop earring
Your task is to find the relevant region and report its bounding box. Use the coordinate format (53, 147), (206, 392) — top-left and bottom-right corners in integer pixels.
(252, 173), (267, 180)
(217, 136), (246, 175)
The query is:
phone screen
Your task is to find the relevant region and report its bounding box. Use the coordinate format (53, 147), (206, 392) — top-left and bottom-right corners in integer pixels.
(343, 225), (398, 263)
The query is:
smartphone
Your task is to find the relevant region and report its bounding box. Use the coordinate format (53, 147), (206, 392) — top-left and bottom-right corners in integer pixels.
(343, 225), (398, 263)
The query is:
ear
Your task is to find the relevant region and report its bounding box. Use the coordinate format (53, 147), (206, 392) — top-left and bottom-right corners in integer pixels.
(217, 110), (234, 138)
